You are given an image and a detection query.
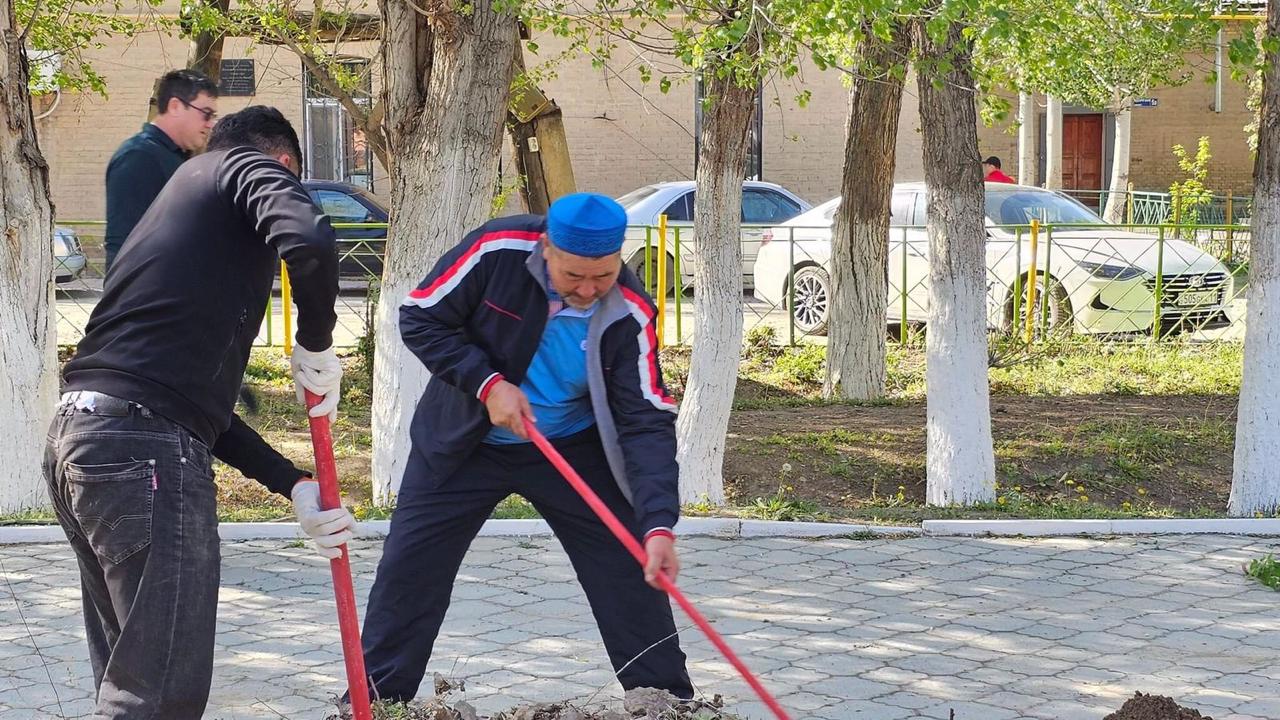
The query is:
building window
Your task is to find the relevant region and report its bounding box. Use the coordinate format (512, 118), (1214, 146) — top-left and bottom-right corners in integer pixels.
(693, 74), (764, 180)
(303, 60), (374, 190)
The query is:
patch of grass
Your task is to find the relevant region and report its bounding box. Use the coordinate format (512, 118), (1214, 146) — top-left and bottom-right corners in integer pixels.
(992, 414), (1233, 510)
(770, 345), (826, 386)
(352, 502), (396, 521)
(708, 338), (1242, 410)
(1245, 554), (1280, 590)
(218, 505), (292, 523)
(0, 508), (56, 525)
(491, 495), (541, 519)
(886, 344), (927, 397)
(743, 484), (826, 522)
(682, 495), (730, 516)
(987, 341), (1242, 397)
(763, 429), (892, 456)
(833, 499), (1217, 523)
(204, 340), (1247, 525)
(244, 348), (292, 386)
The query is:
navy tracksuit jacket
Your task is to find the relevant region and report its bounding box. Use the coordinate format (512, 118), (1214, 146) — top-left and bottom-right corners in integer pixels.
(358, 214), (692, 701)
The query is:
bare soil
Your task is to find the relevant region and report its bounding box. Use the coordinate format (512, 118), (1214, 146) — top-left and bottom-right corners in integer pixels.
(326, 683), (736, 720)
(1103, 692), (1214, 720)
(723, 394), (1237, 518)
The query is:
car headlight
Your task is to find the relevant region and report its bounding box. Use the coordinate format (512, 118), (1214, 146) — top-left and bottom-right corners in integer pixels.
(1076, 261), (1147, 281)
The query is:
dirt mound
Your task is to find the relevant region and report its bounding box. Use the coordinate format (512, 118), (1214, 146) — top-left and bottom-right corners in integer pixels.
(1103, 692), (1214, 720)
(327, 679), (738, 720)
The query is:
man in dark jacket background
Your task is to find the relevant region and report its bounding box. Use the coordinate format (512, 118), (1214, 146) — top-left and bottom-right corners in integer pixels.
(47, 106), (355, 719)
(103, 68), (219, 271)
(357, 192), (693, 702)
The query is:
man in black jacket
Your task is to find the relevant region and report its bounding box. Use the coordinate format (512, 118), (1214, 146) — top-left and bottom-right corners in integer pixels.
(358, 193), (693, 702)
(103, 68), (219, 272)
(47, 106), (356, 719)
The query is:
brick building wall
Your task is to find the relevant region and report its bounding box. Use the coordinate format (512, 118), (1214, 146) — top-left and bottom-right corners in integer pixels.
(33, 28), (390, 222)
(1124, 59), (1255, 195)
(971, 38), (1257, 196)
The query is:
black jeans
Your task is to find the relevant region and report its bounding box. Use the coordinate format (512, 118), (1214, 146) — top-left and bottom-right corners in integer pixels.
(360, 426), (693, 702)
(44, 391), (220, 719)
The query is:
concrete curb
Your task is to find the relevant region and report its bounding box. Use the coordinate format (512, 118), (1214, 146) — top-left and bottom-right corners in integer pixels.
(4, 517), (1277, 545)
(0, 517), (919, 545)
(922, 518), (1280, 537)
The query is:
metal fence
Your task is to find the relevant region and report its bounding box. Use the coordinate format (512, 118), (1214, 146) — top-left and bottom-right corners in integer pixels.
(53, 217), (1251, 350)
(1053, 188), (1252, 227)
(718, 220), (1249, 347)
(53, 221), (382, 350)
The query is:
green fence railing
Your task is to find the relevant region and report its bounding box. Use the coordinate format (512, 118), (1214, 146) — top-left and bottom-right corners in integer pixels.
(53, 219), (1252, 350)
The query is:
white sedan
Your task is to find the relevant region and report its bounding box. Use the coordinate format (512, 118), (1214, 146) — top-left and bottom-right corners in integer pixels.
(752, 182), (1234, 336)
(616, 180), (811, 295)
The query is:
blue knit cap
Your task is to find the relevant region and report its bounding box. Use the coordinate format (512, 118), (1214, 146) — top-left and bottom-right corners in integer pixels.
(546, 192), (627, 258)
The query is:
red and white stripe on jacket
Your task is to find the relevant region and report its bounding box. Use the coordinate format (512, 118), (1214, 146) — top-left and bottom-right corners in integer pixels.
(618, 285), (677, 413)
(402, 230), (542, 309)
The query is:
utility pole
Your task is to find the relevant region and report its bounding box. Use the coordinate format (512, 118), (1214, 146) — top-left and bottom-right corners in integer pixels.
(508, 40), (576, 214)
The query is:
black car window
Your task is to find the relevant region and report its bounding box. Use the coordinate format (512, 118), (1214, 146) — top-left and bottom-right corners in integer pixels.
(663, 192), (694, 222)
(890, 192), (915, 227)
(742, 189), (802, 224)
(313, 190), (373, 224)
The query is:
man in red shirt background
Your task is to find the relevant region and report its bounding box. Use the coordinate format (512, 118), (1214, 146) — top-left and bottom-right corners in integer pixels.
(983, 155), (1016, 183)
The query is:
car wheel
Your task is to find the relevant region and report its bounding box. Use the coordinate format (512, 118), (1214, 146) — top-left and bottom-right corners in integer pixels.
(627, 252), (676, 297)
(789, 265), (830, 336)
(1004, 273), (1073, 338)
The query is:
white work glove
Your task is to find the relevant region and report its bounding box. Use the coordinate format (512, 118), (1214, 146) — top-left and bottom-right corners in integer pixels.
(291, 480), (356, 560)
(290, 345), (342, 422)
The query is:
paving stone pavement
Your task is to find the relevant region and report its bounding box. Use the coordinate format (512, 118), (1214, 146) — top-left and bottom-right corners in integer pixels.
(1, 534), (1278, 720)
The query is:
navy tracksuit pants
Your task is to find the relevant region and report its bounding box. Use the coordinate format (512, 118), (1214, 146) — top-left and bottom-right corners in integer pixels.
(359, 426), (693, 701)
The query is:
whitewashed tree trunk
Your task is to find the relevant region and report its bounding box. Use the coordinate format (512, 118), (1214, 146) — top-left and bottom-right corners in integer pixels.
(1017, 92), (1037, 185)
(1045, 95), (1063, 189)
(0, 13), (56, 511)
(915, 18), (996, 506)
(1102, 101), (1132, 223)
(675, 61), (758, 505)
(1231, 0), (1280, 517)
(370, 0), (517, 503)
(825, 27), (908, 401)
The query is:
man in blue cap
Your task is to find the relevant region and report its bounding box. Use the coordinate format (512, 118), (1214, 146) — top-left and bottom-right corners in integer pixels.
(357, 193), (693, 701)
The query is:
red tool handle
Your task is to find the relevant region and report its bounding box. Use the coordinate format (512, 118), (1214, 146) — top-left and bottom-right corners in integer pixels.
(522, 419), (791, 720)
(305, 391), (373, 720)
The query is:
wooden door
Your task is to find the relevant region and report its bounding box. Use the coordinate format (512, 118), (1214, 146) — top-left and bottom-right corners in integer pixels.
(1062, 114), (1104, 208)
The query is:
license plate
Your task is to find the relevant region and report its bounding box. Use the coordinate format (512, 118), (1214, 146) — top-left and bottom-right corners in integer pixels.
(1176, 289), (1219, 307)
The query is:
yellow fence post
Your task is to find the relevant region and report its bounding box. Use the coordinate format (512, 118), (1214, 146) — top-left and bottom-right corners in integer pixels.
(1024, 219), (1040, 345)
(656, 215), (668, 349)
(281, 264), (293, 356)
(1125, 182), (1134, 225)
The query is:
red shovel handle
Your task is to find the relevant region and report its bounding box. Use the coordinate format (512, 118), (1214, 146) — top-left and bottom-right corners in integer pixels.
(523, 419), (791, 720)
(305, 391), (373, 720)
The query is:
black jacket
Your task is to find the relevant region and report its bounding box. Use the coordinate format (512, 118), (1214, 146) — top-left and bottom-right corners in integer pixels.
(64, 147), (339, 496)
(104, 123), (188, 260)
(400, 215), (680, 533)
